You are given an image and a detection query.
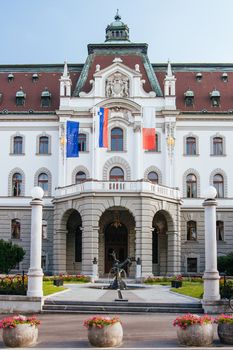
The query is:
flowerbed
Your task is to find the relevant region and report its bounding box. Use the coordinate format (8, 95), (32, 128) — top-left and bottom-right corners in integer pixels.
(215, 314), (233, 345)
(0, 275), (27, 295)
(0, 315), (40, 329)
(43, 274), (90, 283)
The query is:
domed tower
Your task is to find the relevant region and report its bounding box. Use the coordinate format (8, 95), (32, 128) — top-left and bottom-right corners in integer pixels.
(105, 10), (130, 42)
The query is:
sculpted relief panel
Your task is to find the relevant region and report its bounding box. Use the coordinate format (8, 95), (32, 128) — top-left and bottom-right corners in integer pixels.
(106, 72), (129, 98)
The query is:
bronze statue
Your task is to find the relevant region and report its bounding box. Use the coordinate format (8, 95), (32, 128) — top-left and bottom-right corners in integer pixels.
(108, 251), (132, 290)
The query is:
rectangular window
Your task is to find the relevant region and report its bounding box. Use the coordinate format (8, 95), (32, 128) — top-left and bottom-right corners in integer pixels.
(187, 258), (197, 273)
(39, 137), (49, 154)
(216, 221), (224, 241)
(13, 137), (23, 154)
(11, 219), (21, 239)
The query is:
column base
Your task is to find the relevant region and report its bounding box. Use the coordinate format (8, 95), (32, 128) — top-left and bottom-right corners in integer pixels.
(27, 269), (44, 298)
(203, 270), (220, 301)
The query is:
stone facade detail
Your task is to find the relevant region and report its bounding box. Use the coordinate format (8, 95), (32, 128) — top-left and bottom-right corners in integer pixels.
(106, 72), (129, 98)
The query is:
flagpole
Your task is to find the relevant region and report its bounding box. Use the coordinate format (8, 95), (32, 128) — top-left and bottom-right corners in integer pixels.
(92, 108), (96, 180)
(64, 120), (67, 187)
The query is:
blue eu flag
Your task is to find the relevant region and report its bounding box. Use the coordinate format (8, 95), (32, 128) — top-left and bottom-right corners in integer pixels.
(66, 121), (79, 157)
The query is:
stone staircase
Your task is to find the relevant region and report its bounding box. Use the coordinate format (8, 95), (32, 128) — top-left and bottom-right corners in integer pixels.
(42, 300), (203, 314)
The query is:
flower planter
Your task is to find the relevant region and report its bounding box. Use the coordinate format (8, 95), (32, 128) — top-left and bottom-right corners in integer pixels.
(53, 279), (63, 286)
(87, 322), (123, 347)
(171, 280), (182, 288)
(2, 323), (38, 347)
(218, 323), (233, 345)
(177, 324), (214, 347)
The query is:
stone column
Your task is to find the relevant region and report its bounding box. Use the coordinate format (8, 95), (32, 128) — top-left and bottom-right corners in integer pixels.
(202, 187), (220, 302)
(53, 229), (67, 274)
(167, 231), (181, 275)
(140, 227), (153, 277)
(27, 187), (44, 297)
(82, 225), (99, 276)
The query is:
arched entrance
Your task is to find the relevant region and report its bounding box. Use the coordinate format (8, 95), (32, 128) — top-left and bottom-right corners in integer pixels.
(66, 210), (82, 274)
(99, 207), (135, 277)
(105, 222), (128, 273)
(152, 211), (168, 275)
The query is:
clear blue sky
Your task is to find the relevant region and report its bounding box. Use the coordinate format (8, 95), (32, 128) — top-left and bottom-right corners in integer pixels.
(1, 0), (233, 64)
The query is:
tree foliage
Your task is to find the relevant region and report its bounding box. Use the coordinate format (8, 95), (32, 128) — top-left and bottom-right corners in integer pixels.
(218, 252), (233, 276)
(0, 239), (25, 274)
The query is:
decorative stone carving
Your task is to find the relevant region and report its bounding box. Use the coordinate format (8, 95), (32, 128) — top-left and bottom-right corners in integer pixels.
(106, 72), (129, 98)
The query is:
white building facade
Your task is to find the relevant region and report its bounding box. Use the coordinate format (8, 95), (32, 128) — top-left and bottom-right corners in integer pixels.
(0, 14), (233, 277)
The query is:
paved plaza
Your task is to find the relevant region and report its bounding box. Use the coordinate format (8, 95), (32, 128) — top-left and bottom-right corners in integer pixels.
(0, 285), (232, 349)
(46, 283), (200, 303)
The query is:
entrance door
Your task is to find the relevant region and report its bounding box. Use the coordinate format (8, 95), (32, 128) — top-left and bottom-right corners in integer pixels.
(105, 223), (128, 273)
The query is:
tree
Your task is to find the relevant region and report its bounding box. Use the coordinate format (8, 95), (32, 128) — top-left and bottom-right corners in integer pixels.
(0, 239), (25, 274)
(218, 252), (233, 276)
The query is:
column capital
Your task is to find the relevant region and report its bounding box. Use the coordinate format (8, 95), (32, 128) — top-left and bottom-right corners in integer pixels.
(202, 199), (218, 207)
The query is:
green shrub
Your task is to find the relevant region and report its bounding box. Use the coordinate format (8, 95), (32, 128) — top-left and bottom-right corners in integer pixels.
(220, 279), (233, 298)
(218, 252), (233, 276)
(0, 240), (25, 274)
(0, 275), (27, 295)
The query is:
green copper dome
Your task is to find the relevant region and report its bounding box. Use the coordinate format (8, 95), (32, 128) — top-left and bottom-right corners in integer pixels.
(105, 10), (130, 42)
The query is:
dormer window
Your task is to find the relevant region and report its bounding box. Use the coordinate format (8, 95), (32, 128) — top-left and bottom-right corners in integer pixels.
(222, 73), (228, 82)
(16, 87), (26, 106)
(41, 88), (51, 107)
(210, 89), (220, 107)
(8, 73), (14, 82)
(196, 72), (202, 82)
(32, 73), (39, 82)
(184, 89), (194, 106)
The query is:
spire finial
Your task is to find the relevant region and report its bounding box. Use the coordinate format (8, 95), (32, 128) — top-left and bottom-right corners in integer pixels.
(115, 9), (121, 21)
(63, 60), (69, 78)
(167, 59), (173, 77)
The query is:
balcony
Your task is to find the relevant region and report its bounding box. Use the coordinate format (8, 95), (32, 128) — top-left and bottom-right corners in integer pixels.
(55, 180), (181, 201)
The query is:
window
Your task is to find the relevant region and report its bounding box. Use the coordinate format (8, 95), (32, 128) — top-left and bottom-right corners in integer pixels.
(12, 173), (22, 196)
(186, 174), (197, 198)
(42, 220), (47, 239)
(111, 128), (123, 151)
(216, 220), (224, 241)
(148, 171), (158, 184)
(39, 136), (49, 154)
(213, 137), (223, 156)
(187, 258), (197, 273)
(109, 167), (124, 181)
(75, 227), (82, 262)
(75, 171), (86, 184)
(187, 221), (197, 241)
(78, 134), (87, 152)
(213, 174), (224, 198)
(41, 88), (51, 107)
(16, 88), (26, 106)
(13, 136), (23, 155)
(155, 134), (159, 152)
(186, 137), (196, 155)
(11, 219), (20, 239)
(38, 173), (48, 195)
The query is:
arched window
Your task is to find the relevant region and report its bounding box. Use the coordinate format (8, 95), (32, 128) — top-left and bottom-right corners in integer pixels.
(186, 174), (197, 198)
(39, 136), (49, 154)
(213, 137), (223, 155)
(111, 128), (123, 151)
(216, 220), (224, 241)
(187, 221), (197, 241)
(13, 136), (23, 155)
(12, 173), (22, 196)
(148, 171), (158, 184)
(42, 220), (48, 239)
(38, 173), (48, 195)
(11, 219), (21, 239)
(213, 174), (224, 198)
(186, 137), (196, 155)
(109, 167), (124, 181)
(78, 134), (87, 152)
(75, 171), (86, 184)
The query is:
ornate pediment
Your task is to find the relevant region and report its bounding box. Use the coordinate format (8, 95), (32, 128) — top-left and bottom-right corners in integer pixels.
(105, 71), (129, 98)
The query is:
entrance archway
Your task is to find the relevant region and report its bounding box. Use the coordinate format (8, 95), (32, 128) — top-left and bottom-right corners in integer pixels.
(105, 222), (128, 273)
(152, 211), (168, 275)
(99, 207), (135, 277)
(66, 210), (82, 274)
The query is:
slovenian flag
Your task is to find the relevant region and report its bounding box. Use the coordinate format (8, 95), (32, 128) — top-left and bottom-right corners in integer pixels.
(98, 107), (109, 148)
(66, 120), (79, 157)
(143, 107), (156, 150)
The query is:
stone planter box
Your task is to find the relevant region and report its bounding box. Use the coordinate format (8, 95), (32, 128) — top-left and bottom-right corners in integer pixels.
(171, 280), (182, 288)
(2, 323), (38, 347)
(218, 323), (233, 345)
(87, 321), (123, 347)
(53, 279), (63, 286)
(177, 324), (214, 346)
